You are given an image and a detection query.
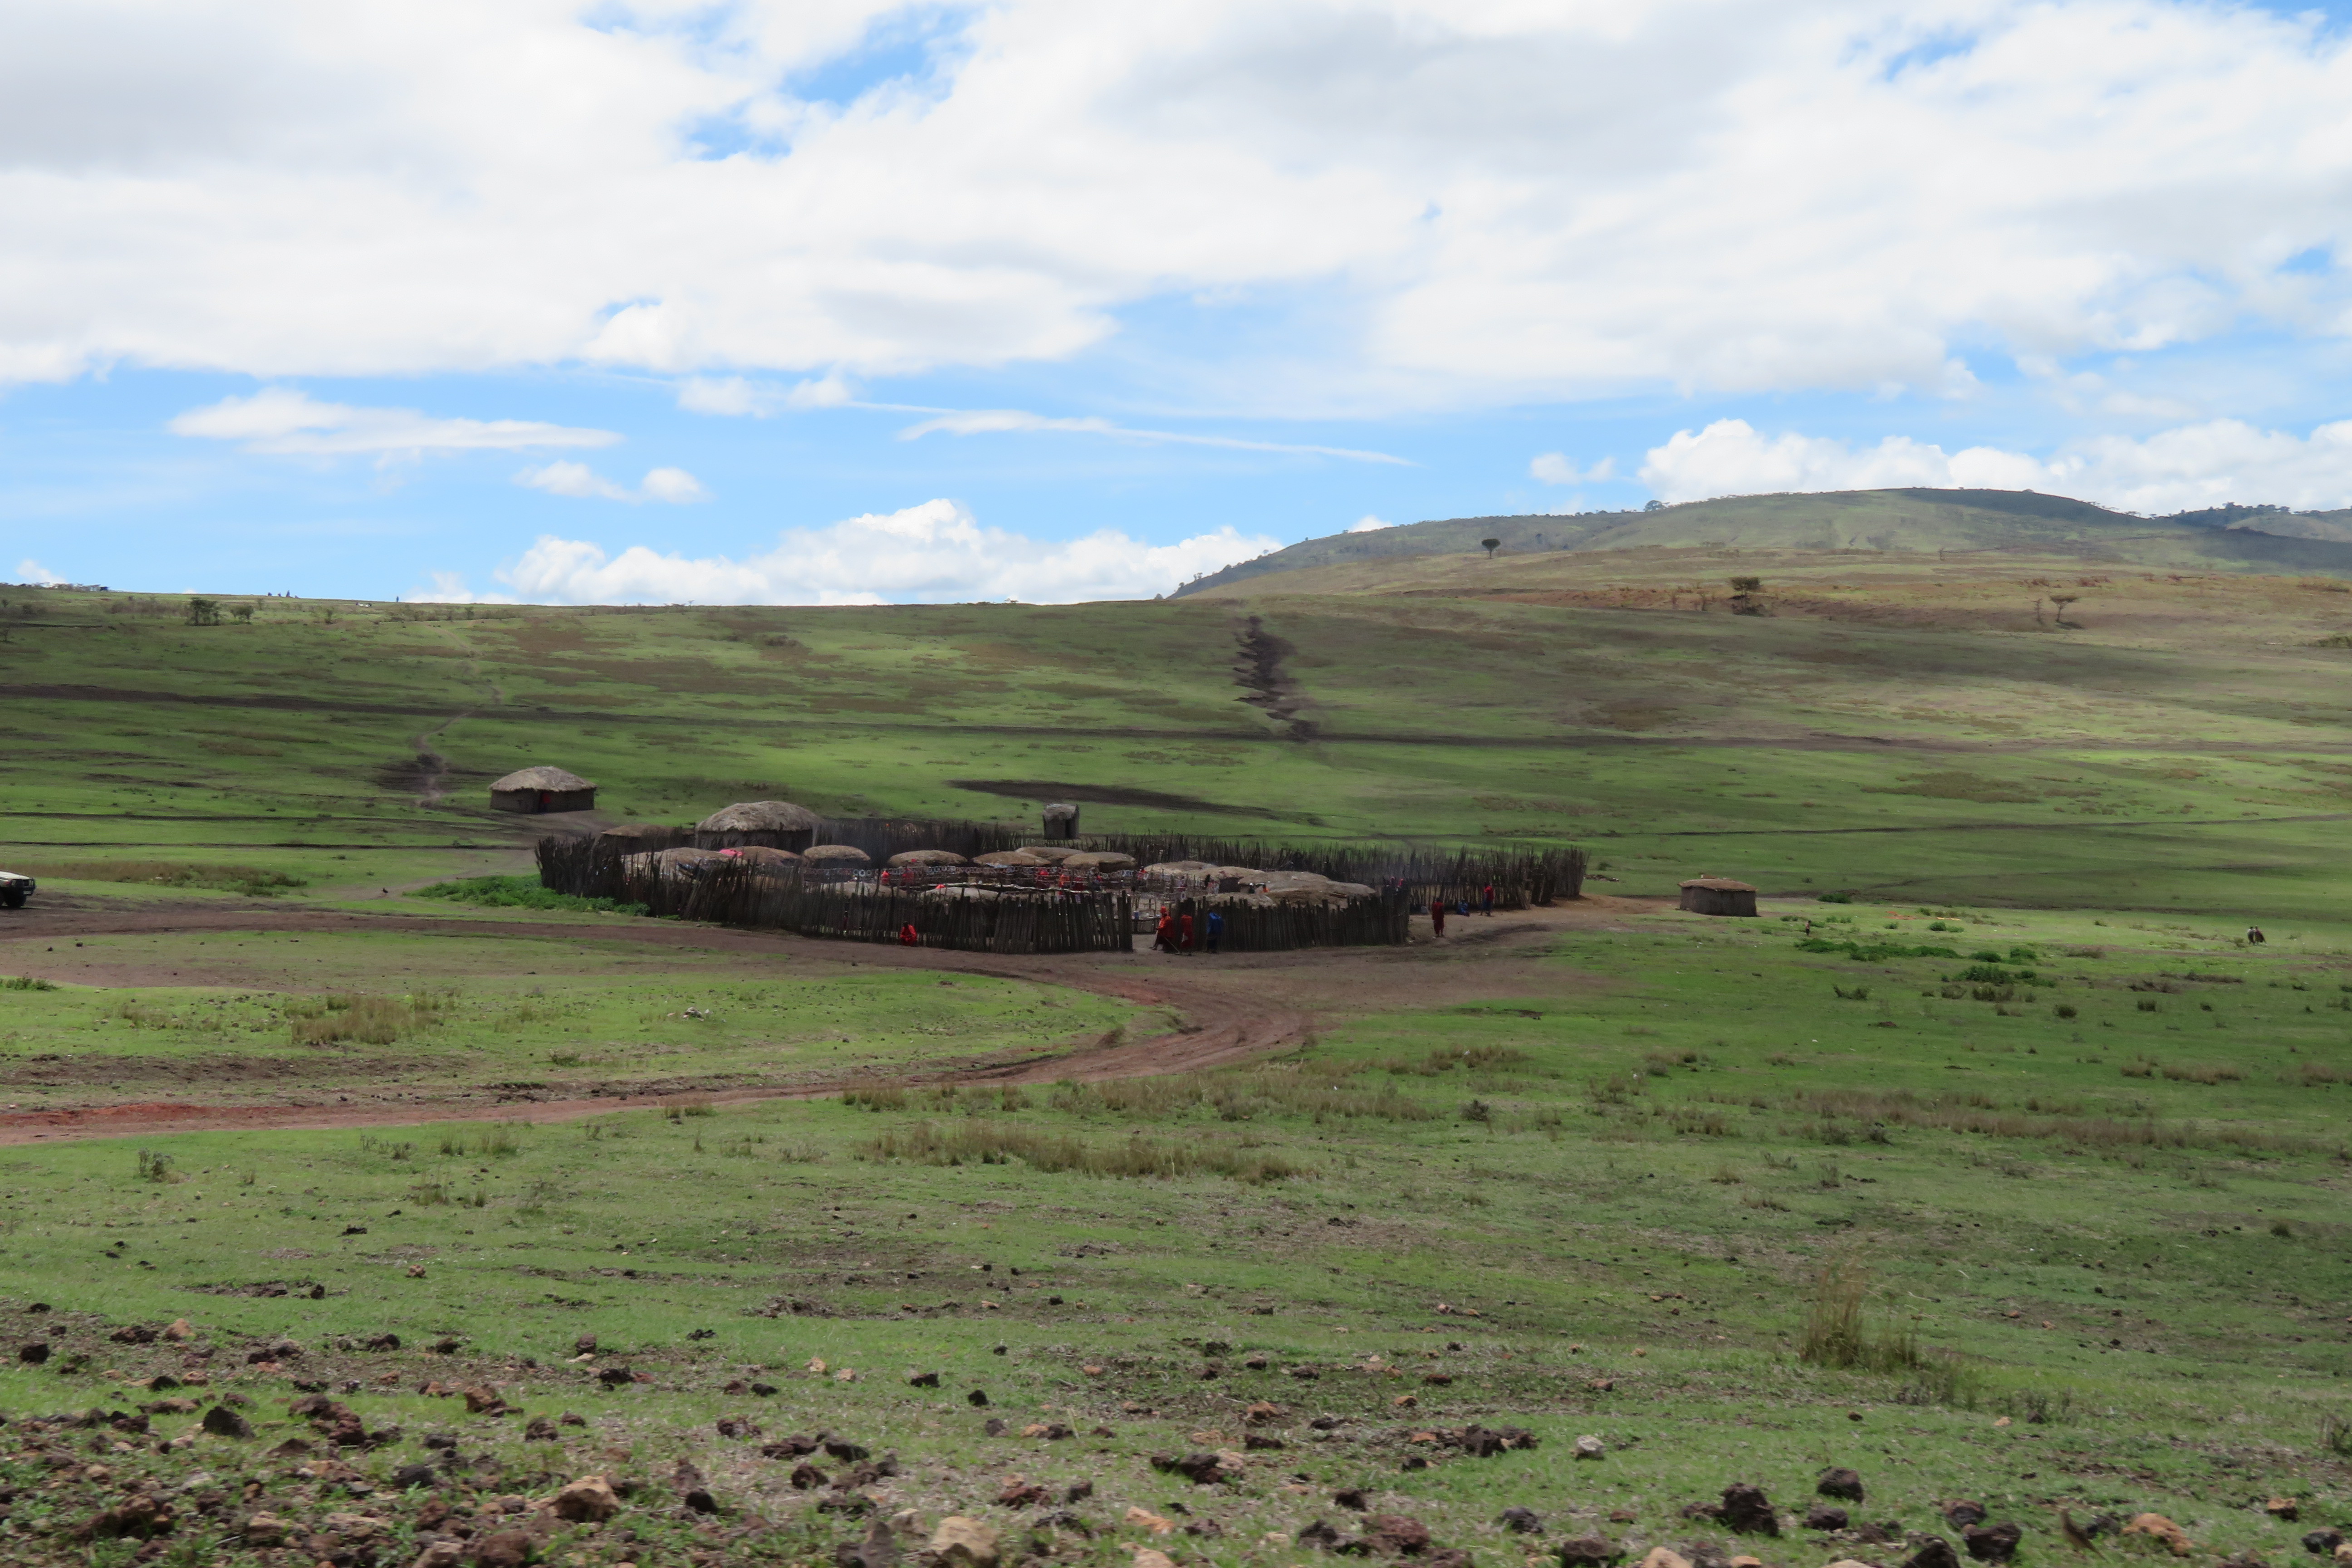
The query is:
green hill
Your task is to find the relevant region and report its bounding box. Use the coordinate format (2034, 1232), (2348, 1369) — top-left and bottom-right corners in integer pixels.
(1177, 487), (2352, 596)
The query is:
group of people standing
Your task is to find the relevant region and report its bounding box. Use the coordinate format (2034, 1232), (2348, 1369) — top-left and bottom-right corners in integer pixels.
(1152, 906), (1224, 955)
(1426, 883), (1497, 937)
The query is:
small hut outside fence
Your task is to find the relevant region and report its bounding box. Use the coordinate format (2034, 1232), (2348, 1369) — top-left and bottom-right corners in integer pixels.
(489, 766), (596, 814)
(695, 799), (822, 852)
(1679, 877), (1757, 917)
(1043, 803), (1080, 839)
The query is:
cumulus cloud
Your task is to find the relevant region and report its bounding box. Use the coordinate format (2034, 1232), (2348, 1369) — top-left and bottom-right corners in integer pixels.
(1640, 417), (2352, 516)
(1531, 453), (1615, 485)
(8, 2), (2352, 407)
(169, 389), (619, 459)
(415, 499), (1279, 606)
(1347, 514), (1394, 533)
(516, 461), (710, 504)
(15, 559), (63, 585)
(676, 373), (854, 416)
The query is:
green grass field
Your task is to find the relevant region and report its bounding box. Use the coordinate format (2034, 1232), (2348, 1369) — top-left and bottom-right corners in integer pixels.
(4, 536), (2352, 1567)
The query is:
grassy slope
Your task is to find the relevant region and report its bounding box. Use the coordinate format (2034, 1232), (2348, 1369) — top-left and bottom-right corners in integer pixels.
(8, 572), (2352, 916)
(0, 903), (2345, 1564)
(1176, 488), (2352, 597)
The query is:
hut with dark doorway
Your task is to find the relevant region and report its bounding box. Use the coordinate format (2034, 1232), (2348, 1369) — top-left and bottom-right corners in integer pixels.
(1043, 803), (1080, 839)
(695, 799), (822, 852)
(1678, 877), (1757, 917)
(490, 766), (597, 814)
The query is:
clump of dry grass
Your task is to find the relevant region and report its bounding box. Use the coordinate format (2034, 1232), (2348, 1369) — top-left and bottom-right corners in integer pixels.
(15, 859), (307, 897)
(863, 1119), (1301, 1183)
(284, 988), (454, 1047)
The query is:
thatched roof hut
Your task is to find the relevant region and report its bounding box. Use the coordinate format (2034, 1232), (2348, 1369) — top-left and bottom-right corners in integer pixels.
(888, 849), (970, 867)
(975, 850), (1048, 867)
(728, 845), (803, 872)
(1679, 877), (1757, 917)
(1060, 851), (1134, 871)
(1042, 803), (1080, 839)
(1019, 845), (1080, 862)
(804, 844), (871, 866)
(490, 766), (596, 814)
(696, 800), (822, 851)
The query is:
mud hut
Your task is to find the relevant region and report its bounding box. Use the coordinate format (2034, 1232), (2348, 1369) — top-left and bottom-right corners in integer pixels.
(1060, 851), (1135, 872)
(975, 850), (1049, 867)
(695, 800), (822, 852)
(1043, 803), (1080, 839)
(490, 766), (596, 814)
(1678, 877), (1757, 917)
(888, 849), (970, 868)
(726, 845), (803, 873)
(804, 844), (871, 867)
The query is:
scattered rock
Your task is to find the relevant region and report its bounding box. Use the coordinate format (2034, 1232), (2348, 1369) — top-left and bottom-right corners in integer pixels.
(1336, 1490), (1371, 1511)
(17, 1343), (48, 1364)
(597, 1366), (635, 1387)
(1428, 1552), (1475, 1568)
(81, 1493), (174, 1540)
(968, 1389), (991, 1407)
(791, 1464), (829, 1490)
(552, 1475), (621, 1523)
(932, 1516), (1003, 1568)
(2123, 1516), (2193, 1558)
(2267, 1502), (2301, 1524)
(2301, 1532), (2344, 1556)
(1573, 1435), (1606, 1461)
(836, 1519), (899, 1568)
(1818, 1469), (1866, 1502)
(1301, 1520), (1346, 1549)
(1805, 1504), (1850, 1532)
(983, 1419), (1008, 1437)
(1905, 1537), (1962, 1568)
(1066, 1481), (1094, 1504)
(998, 1481), (1049, 1509)
(412, 1542), (466, 1568)
(1558, 1535), (1618, 1566)
(201, 1406), (252, 1438)
(1362, 1514), (1432, 1556)
(1965, 1524), (2022, 1563)
(109, 1324), (159, 1345)
(162, 1318), (193, 1342)
(673, 1458), (717, 1514)
(519, 1415), (556, 1441)
(1134, 1552), (1178, 1568)
(243, 1512), (291, 1546)
(908, 1371), (941, 1388)
(1128, 1507), (1177, 1535)
(393, 1463), (437, 1490)
(1717, 1485), (1778, 1536)
(1945, 1503), (1987, 1530)
(473, 1527), (538, 1567)
(1497, 1509), (1542, 1534)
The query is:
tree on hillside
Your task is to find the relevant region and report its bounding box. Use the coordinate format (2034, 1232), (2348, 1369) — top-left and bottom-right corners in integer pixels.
(1480, 538), (1501, 559)
(1644, 499), (1665, 512)
(1729, 575), (1762, 594)
(2049, 593), (2081, 627)
(184, 597), (220, 627)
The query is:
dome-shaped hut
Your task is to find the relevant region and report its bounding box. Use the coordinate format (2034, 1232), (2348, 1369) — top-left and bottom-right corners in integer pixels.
(975, 850), (1048, 867)
(727, 845), (804, 874)
(695, 800), (822, 852)
(803, 844), (872, 866)
(887, 849), (970, 868)
(490, 766), (596, 814)
(1059, 850), (1135, 871)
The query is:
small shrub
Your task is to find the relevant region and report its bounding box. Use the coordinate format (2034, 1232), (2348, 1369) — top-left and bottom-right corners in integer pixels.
(136, 1149), (176, 1183)
(1, 975), (56, 991)
(1833, 984), (1871, 1001)
(1461, 1099), (1492, 1123)
(2136, 998), (2160, 1013)
(1818, 891), (1854, 904)
(2054, 1003), (2078, 1019)
(2270, 1218), (2293, 1238)
(415, 874), (645, 916)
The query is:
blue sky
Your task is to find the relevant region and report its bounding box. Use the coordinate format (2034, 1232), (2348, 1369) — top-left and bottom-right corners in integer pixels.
(5, 0), (2352, 603)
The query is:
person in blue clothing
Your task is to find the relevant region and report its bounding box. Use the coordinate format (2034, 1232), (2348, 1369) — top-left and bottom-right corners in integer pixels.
(1205, 909), (1223, 955)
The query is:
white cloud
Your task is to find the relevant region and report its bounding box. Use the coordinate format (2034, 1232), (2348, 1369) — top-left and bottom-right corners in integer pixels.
(170, 389), (618, 460)
(415, 499), (1279, 606)
(1531, 453), (1615, 485)
(895, 407), (1409, 465)
(1639, 416), (2352, 516)
(676, 372), (854, 416)
(15, 559), (63, 585)
(516, 461), (710, 504)
(9, 2), (2352, 407)
(1347, 514), (1394, 533)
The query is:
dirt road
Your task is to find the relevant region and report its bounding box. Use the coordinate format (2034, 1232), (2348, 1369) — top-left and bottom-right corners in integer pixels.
(0, 894), (1659, 1146)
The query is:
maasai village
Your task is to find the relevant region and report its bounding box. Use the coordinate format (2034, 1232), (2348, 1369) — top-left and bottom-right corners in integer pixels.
(5, 8), (2352, 1568)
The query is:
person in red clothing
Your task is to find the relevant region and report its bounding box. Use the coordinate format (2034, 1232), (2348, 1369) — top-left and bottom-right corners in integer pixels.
(1482, 883), (1495, 916)
(1154, 912), (1175, 952)
(899, 923), (919, 946)
(1178, 911), (1196, 954)
(1429, 898), (1446, 937)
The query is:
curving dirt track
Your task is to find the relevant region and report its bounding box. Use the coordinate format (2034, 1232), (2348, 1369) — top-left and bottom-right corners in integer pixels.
(0, 894), (1658, 1147)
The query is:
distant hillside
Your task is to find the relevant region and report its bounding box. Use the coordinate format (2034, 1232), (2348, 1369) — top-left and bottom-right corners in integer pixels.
(1175, 487), (2352, 595)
